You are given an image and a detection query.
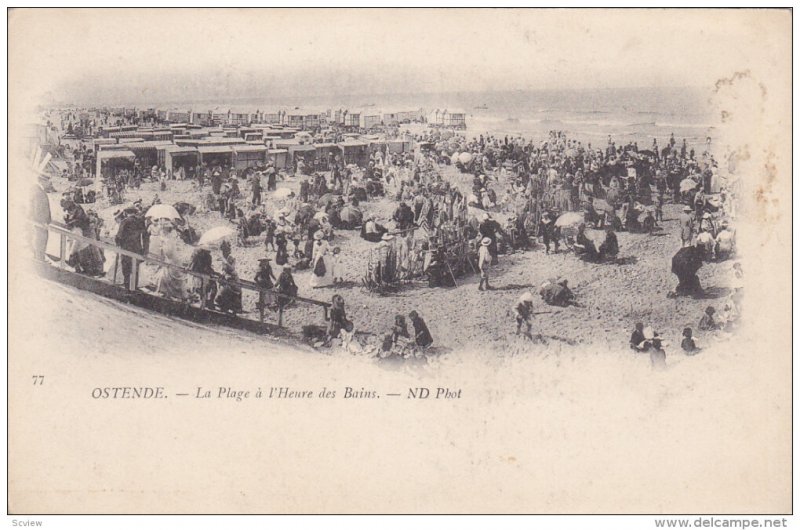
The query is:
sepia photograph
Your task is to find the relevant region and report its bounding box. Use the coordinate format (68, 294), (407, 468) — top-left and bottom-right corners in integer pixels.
(6, 7), (793, 519)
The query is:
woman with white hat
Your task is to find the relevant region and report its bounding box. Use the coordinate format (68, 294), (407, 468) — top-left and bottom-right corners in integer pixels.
(309, 230), (332, 288)
(478, 237), (492, 291)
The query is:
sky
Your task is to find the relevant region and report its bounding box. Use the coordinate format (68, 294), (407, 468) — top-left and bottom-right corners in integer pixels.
(8, 8), (792, 106)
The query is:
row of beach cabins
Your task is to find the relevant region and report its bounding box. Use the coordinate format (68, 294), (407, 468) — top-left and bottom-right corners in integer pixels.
(87, 123), (422, 179)
(76, 106), (467, 131)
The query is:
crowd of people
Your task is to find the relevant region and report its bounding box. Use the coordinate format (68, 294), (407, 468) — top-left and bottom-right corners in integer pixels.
(33, 107), (743, 366)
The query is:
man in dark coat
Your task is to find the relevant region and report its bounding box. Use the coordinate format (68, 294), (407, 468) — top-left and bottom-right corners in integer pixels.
(393, 202), (415, 231)
(114, 208), (147, 288)
(250, 171), (262, 207)
(209, 169), (222, 195)
(31, 175), (51, 260)
(276, 264), (298, 307)
(479, 213), (503, 264)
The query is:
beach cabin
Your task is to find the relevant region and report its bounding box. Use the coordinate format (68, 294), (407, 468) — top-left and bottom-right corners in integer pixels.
(192, 111), (213, 126)
(338, 140), (369, 167)
(258, 110), (282, 125)
(286, 143), (317, 167)
(91, 138), (118, 156)
(196, 144), (235, 168)
(343, 111), (360, 129)
(284, 109), (321, 130)
(159, 145), (199, 174)
(96, 149), (136, 179)
(232, 144), (267, 170)
(314, 143), (342, 170)
(228, 111), (251, 126)
(360, 111), (383, 130)
(121, 140), (174, 169)
(386, 139), (412, 154)
(382, 111), (400, 126)
(267, 149), (289, 169)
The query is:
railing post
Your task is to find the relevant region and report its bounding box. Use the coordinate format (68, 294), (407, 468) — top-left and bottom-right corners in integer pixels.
(278, 297), (284, 327)
(130, 258), (138, 291)
(59, 232), (66, 268)
(200, 276), (207, 309)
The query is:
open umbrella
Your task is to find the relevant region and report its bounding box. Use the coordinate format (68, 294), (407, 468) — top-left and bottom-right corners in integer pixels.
(458, 152), (472, 165)
(339, 205), (363, 225)
(317, 193), (338, 208)
(680, 178), (699, 193)
(145, 204), (181, 220)
(197, 226), (237, 247)
(555, 211), (585, 227)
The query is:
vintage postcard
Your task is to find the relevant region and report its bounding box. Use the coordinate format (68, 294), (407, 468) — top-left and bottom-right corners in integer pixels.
(7, 8), (792, 515)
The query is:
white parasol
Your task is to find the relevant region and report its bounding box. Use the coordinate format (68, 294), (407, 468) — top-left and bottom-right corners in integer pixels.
(145, 204), (181, 220)
(197, 225), (237, 246)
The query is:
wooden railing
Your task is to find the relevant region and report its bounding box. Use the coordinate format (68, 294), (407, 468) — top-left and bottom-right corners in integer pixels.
(35, 221), (331, 327)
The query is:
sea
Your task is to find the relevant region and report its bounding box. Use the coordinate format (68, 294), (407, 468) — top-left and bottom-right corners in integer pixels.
(155, 86), (717, 151)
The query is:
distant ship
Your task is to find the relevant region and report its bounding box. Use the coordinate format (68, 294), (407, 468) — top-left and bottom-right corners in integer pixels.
(474, 104), (489, 110)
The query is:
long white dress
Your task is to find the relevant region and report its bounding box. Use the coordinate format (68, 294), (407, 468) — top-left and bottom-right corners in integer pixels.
(150, 230), (189, 300)
(309, 239), (333, 288)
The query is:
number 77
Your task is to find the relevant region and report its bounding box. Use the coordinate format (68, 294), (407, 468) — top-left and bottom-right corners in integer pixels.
(32, 375), (44, 385)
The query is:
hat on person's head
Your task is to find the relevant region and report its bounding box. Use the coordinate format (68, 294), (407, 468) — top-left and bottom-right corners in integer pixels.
(520, 292), (534, 303)
(557, 278), (568, 287)
(113, 209), (124, 219)
(283, 264), (292, 270)
(683, 205), (692, 212)
(481, 237), (492, 246)
(258, 257), (271, 264)
(314, 231), (324, 240)
(381, 233), (394, 241)
(702, 212), (711, 219)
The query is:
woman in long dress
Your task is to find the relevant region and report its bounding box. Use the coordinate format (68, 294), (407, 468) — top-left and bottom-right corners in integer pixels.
(63, 199), (104, 276)
(150, 221), (189, 301)
(309, 231), (332, 288)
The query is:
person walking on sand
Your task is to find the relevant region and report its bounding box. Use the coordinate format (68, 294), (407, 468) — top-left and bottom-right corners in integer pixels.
(679, 205), (694, 247)
(478, 237), (492, 291)
(514, 292), (535, 339)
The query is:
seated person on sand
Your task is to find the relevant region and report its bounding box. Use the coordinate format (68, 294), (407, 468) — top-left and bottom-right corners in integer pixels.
(698, 306), (719, 331)
(641, 210), (659, 234)
(573, 224), (599, 261)
(630, 322), (646, 351)
(360, 216), (387, 243)
(597, 227), (619, 261)
(681, 327), (701, 355)
(539, 278), (575, 307)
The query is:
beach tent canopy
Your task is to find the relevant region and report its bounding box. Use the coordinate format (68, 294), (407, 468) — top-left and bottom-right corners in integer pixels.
(197, 145), (234, 154)
(232, 145), (267, 153)
(162, 145), (198, 154)
(98, 149), (136, 160)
